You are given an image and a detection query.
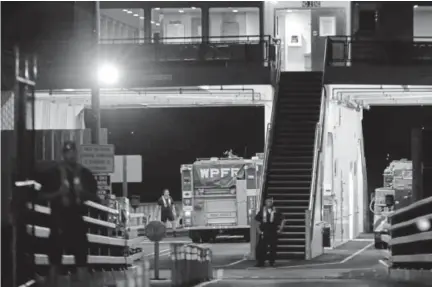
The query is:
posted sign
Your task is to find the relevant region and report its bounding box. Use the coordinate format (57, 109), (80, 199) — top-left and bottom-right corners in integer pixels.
(95, 174), (111, 198)
(80, 144), (115, 174)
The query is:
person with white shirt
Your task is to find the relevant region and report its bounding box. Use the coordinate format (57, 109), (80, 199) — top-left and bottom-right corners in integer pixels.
(157, 189), (177, 237)
(254, 198), (286, 267)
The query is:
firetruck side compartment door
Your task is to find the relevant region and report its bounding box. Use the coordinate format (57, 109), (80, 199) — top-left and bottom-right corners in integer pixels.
(236, 179), (248, 226)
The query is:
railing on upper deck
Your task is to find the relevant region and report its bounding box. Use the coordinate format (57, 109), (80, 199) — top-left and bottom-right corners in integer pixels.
(97, 35), (277, 66)
(324, 36), (432, 67)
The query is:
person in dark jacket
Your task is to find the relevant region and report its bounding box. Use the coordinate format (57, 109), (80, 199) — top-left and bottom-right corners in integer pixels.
(254, 198), (286, 267)
(157, 189), (177, 237)
(38, 141), (100, 287)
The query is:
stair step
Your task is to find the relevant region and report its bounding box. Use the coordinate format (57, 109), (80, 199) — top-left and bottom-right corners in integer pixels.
(282, 218), (306, 223)
(270, 162), (312, 167)
(271, 156), (313, 161)
(278, 237), (306, 243)
(274, 145), (314, 150)
(273, 199), (309, 204)
(268, 195), (310, 199)
(268, 168), (312, 173)
(277, 252), (305, 260)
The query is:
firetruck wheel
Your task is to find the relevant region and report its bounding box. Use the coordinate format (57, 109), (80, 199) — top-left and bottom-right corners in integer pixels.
(244, 232), (250, 242)
(201, 232), (212, 243)
(189, 231), (201, 243)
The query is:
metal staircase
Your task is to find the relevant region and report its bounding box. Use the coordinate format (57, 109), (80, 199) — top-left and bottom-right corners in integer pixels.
(265, 71), (323, 260)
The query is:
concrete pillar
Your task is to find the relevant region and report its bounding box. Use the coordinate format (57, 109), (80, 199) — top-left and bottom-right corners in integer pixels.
(264, 102), (273, 145)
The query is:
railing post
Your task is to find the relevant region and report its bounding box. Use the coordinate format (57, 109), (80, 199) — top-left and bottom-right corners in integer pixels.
(305, 210), (312, 260)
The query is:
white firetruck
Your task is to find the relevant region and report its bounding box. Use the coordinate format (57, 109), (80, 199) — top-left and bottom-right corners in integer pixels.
(371, 159), (412, 249)
(181, 152), (263, 243)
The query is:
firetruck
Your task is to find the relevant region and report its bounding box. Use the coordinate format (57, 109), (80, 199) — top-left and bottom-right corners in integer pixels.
(181, 152), (263, 243)
(371, 159), (412, 249)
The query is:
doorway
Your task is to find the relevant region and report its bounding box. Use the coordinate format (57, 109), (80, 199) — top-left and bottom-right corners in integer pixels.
(275, 8), (346, 72)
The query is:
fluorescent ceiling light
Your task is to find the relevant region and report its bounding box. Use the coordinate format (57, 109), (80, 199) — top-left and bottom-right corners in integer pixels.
(133, 14), (139, 17)
(156, 23), (160, 26)
(286, 9), (293, 13)
(155, 7), (160, 10)
(140, 16), (144, 19)
(414, 5), (419, 8)
(192, 7), (196, 10)
(127, 11), (133, 14)
(123, 9), (128, 12)
(151, 21), (155, 24)
(233, 9), (238, 13)
(179, 9), (184, 13)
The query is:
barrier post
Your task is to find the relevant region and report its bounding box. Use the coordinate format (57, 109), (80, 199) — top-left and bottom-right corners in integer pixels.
(154, 241), (160, 279)
(141, 254), (150, 287)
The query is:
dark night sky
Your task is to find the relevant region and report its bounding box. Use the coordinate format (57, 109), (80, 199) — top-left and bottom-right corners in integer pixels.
(96, 107), (264, 202)
(362, 106), (432, 194)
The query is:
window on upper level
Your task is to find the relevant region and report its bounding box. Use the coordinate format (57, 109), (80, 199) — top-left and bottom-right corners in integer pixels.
(209, 7), (259, 42)
(151, 7), (202, 43)
(100, 9), (145, 43)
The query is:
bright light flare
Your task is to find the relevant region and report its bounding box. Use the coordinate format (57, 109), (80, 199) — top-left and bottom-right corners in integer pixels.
(416, 217), (431, 232)
(98, 64), (119, 85)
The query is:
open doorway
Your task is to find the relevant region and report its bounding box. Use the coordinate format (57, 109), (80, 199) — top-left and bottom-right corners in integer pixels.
(275, 8), (346, 71)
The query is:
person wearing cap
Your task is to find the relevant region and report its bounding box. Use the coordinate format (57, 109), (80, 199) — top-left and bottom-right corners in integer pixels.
(38, 141), (100, 287)
(254, 198), (286, 267)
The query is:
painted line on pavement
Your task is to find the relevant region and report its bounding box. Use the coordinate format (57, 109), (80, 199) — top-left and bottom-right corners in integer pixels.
(340, 242), (373, 264)
(351, 238), (374, 242)
(379, 259), (390, 268)
(275, 242), (374, 270)
(194, 279), (221, 287)
(217, 258), (246, 268)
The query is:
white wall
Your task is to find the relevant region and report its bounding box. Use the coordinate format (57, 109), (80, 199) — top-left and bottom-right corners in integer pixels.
(263, 1), (351, 37)
(413, 8), (432, 41)
(162, 11), (202, 40)
(209, 11), (259, 38)
(283, 10), (311, 71)
(321, 85), (365, 247)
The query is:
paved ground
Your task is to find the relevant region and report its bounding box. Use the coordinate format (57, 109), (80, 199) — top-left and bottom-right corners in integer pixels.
(201, 279), (429, 287)
(34, 236), (429, 286)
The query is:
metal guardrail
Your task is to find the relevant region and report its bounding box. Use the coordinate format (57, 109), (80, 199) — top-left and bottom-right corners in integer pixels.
(325, 36), (432, 67)
(170, 243), (213, 287)
(389, 196), (432, 270)
(35, 35), (278, 67)
(27, 200), (144, 268)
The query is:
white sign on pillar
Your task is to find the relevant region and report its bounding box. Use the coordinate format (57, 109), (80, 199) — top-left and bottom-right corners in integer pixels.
(112, 155), (142, 183)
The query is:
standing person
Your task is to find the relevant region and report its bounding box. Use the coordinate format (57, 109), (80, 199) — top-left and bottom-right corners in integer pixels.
(254, 198), (286, 267)
(38, 141), (100, 287)
(157, 189), (177, 237)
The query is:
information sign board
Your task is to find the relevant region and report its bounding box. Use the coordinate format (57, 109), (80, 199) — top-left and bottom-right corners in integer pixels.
(80, 144), (115, 174)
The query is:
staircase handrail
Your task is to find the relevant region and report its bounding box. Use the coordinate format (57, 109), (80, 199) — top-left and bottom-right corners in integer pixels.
(257, 38), (282, 211)
(307, 37), (330, 242)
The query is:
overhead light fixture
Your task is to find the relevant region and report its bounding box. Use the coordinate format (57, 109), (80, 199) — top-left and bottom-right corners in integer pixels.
(192, 7), (196, 10)
(156, 23), (160, 26)
(286, 9), (293, 12)
(98, 64), (119, 85)
(127, 11), (133, 14)
(123, 9), (128, 12)
(414, 5), (418, 8)
(151, 20), (155, 24)
(233, 9), (238, 13)
(140, 16), (144, 19)
(179, 9), (184, 13)
(155, 7), (160, 10)
(133, 14), (139, 17)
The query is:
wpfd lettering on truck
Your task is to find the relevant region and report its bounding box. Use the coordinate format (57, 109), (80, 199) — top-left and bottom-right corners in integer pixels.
(181, 153), (263, 243)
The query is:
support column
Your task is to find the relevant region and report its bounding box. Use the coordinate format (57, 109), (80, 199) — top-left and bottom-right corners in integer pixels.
(264, 102), (273, 145)
(91, 1), (101, 144)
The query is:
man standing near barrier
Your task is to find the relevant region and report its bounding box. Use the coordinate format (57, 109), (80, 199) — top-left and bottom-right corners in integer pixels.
(157, 189), (177, 237)
(254, 198), (286, 267)
(39, 141), (100, 287)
